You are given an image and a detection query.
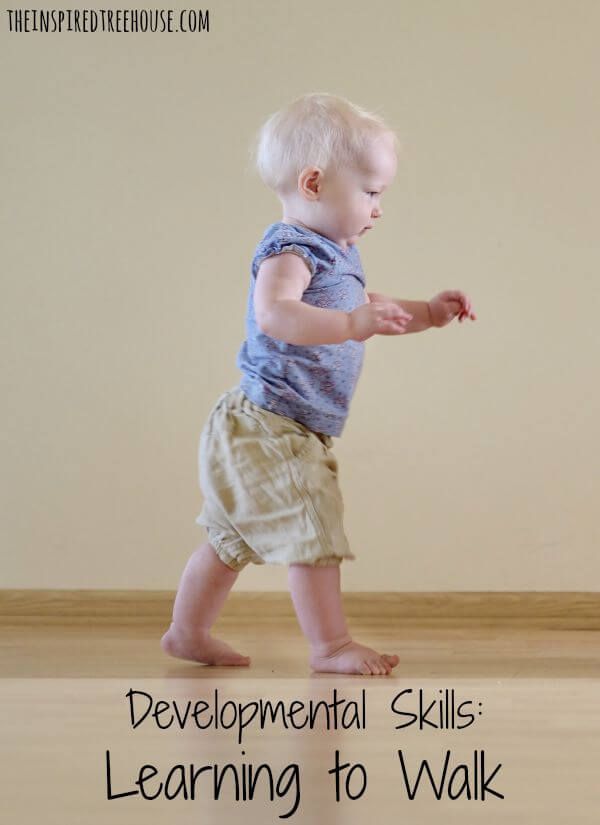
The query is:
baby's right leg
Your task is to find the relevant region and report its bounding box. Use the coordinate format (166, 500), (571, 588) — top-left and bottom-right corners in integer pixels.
(288, 563), (399, 676)
(161, 542), (250, 666)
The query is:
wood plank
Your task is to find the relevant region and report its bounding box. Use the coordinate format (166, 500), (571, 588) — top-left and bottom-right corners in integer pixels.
(1, 589), (599, 624)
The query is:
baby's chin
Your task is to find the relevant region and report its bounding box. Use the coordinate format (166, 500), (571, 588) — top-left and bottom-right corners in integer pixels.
(343, 229), (368, 247)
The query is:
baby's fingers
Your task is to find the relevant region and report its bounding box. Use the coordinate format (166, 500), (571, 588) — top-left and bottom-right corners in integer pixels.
(380, 303), (412, 320)
(380, 319), (409, 335)
(456, 296), (469, 321)
(458, 309), (477, 322)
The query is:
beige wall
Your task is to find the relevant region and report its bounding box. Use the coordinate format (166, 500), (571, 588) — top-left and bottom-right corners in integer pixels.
(2, 1), (599, 591)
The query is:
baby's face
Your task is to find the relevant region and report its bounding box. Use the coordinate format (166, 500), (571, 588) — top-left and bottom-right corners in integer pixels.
(321, 131), (397, 249)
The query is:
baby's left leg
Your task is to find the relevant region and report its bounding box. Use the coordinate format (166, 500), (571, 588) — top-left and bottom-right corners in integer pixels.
(288, 563), (399, 676)
(161, 543), (250, 666)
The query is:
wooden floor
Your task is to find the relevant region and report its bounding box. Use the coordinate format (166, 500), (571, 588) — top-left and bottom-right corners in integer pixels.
(2, 615), (600, 678)
(2, 617), (600, 823)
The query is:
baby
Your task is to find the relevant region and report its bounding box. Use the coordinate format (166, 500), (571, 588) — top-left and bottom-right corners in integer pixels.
(161, 93), (476, 676)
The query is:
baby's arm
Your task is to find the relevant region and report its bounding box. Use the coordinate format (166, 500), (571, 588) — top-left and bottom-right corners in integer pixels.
(368, 293), (433, 334)
(368, 290), (476, 333)
(254, 254), (412, 345)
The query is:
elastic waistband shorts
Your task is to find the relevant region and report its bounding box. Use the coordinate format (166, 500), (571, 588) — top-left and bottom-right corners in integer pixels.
(195, 387), (355, 571)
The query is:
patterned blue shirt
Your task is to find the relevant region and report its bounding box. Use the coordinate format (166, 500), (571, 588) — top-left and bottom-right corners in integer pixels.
(236, 221), (366, 437)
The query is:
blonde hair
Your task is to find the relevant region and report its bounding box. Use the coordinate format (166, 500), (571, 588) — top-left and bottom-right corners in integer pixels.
(251, 92), (400, 196)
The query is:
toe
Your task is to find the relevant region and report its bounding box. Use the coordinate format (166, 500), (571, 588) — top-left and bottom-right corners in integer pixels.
(383, 654), (399, 668)
(234, 656), (251, 666)
(220, 653), (251, 666)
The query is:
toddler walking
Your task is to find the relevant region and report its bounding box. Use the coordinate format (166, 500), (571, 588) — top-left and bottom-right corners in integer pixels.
(161, 93), (476, 675)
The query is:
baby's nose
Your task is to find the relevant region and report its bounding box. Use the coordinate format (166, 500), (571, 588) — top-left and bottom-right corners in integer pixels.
(371, 205), (382, 218)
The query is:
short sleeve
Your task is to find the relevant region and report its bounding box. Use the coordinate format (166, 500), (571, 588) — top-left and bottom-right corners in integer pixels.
(251, 226), (335, 281)
(254, 243), (316, 278)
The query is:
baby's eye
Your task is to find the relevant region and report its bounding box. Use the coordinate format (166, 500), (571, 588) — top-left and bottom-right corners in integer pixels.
(367, 191), (379, 197)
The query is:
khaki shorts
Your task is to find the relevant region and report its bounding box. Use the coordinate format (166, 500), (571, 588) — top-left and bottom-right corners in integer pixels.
(195, 387), (355, 571)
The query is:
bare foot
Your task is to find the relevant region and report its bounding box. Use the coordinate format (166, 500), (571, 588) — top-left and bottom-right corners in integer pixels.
(310, 638), (399, 676)
(161, 622), (250, 666)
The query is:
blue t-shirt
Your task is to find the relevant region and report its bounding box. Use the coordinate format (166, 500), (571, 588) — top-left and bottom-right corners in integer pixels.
(236, 221), (366, 437)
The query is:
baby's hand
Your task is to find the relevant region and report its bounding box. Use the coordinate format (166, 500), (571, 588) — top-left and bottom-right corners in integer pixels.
(348, 302), (412, 342)
(429, 290), (477, 328)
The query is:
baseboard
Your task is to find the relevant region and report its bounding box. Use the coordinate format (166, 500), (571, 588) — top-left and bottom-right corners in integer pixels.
(1, 590), (599, 626)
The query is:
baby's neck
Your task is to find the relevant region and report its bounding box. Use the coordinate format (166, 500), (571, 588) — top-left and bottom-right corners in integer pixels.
(280, 215), (349, 250)
(281, 215), (314, 232)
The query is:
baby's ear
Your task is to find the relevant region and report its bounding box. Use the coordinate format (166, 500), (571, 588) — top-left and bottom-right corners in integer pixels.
(298, 166), (324, 199)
